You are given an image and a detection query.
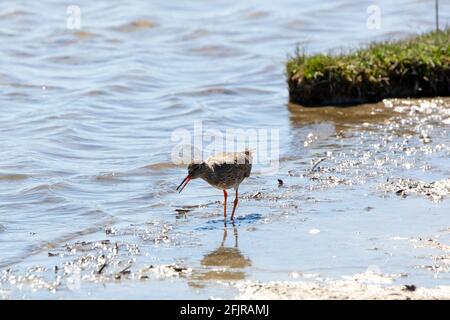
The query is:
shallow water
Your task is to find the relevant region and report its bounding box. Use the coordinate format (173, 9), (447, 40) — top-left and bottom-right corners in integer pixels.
(0, 1), (450, 299)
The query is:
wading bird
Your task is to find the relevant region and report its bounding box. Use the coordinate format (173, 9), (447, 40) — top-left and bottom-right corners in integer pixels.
(177, 150), (252, 221)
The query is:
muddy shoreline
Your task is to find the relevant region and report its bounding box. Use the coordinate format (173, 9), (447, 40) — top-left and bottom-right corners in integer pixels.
(1, 97), (449, 299)
(235, 280), (450, 300)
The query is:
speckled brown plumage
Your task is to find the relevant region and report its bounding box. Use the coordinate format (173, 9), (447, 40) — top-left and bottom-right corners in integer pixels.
(176, 150), (252, 221)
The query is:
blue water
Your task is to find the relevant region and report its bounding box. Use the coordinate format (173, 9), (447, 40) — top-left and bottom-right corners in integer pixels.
(0, 0), (449, 299)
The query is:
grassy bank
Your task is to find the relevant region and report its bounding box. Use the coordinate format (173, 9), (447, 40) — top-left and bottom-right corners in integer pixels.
(287, 29), (450, 106)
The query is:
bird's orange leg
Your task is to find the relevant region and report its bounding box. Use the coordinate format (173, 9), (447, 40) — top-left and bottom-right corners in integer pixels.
(223, 190), (228, 220)
(231, 189), (239, 220)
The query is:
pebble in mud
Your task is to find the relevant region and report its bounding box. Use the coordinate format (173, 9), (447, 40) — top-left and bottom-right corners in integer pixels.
(105, 227), (117, 235)
(403, 285), (417, 292)
(175, 208), (190, 215)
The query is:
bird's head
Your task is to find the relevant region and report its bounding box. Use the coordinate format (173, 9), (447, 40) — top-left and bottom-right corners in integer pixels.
(176, 161), (207, 193)
(187, 161), (207, 179)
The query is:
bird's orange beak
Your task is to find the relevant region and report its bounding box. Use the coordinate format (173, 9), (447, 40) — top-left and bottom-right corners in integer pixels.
(176, 175), (191, 193)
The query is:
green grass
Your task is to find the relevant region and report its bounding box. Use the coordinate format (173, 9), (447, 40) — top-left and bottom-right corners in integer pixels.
(287, 29), (450, 106)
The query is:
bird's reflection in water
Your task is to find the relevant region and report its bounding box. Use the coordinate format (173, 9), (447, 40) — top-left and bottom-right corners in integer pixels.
(189, 226), (251, 287)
